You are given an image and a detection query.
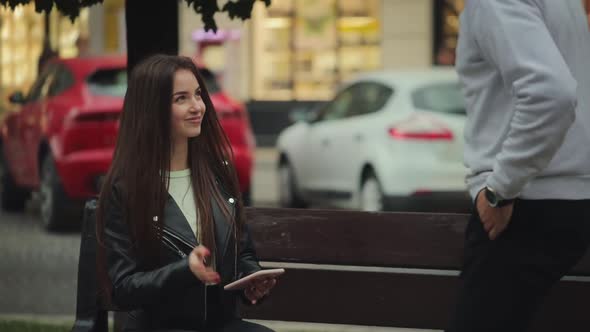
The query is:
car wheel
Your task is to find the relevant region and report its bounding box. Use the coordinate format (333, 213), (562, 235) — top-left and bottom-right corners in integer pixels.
(359, 172), (384, 212)
(39, 154), (82, 231)
(278, 161), (307, 208)
(0, 152), (30, 212)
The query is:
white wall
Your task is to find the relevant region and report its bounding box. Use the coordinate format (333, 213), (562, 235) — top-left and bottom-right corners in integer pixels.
(381, 0), (433, 69)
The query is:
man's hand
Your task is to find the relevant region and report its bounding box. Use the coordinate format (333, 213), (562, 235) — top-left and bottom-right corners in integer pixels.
(244, 277), (277, 305)
(189, 245), (220, 285)
(476, 190), (515, 240)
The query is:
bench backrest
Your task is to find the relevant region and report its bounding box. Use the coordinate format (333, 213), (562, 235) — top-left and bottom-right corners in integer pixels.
(241, 208), (590, 331)
(72, 203), (590, 332)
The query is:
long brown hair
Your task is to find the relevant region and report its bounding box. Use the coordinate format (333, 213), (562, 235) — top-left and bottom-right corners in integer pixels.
(96, 55), (244, 294)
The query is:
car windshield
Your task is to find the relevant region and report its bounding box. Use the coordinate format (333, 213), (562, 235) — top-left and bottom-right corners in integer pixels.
(87, 68), (128, 97)
(412, 82), (466, 115)
(199, 68), (221, 94)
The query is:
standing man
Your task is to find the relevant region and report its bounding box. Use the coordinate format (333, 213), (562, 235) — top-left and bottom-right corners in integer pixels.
(450, 0), (590, 331)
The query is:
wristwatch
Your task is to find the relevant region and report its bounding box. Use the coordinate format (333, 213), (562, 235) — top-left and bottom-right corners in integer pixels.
(484, 186), (514, 208)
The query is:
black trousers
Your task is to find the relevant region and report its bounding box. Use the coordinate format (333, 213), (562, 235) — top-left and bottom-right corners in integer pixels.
(447, 199), (590, 332)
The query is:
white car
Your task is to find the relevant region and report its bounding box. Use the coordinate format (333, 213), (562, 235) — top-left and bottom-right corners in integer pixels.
(276, 69), (470, 212)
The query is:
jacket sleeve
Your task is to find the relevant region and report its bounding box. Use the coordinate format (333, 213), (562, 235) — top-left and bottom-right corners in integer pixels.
(237, 223), (262, 277)
(473, 0), (578, 199)
(237, 222), (265, 305)
(103, 185), (199, 310)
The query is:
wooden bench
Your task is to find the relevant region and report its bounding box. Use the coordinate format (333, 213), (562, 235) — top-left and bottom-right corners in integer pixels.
(72, 201), (590, 332)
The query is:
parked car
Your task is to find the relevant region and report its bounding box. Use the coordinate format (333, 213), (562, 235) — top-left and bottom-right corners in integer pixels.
(277, 69), (470, 212)
(0, 56), (255, 230)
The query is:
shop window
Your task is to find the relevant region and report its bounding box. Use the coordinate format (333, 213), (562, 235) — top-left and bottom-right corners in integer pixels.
(252, 0), (381, 101)
(434, 0), (463, 66)
(434, 0), (590, 65)
(50, 7), (89, 58)
(0, 4), (88, 110)
(0, 4), (44, 102)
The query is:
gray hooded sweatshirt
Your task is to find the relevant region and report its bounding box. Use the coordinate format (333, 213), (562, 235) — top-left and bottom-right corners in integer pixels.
(456, 0), (590, 200)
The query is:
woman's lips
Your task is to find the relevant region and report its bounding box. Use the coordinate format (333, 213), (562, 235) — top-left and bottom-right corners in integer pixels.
(185, 116), (202, 124)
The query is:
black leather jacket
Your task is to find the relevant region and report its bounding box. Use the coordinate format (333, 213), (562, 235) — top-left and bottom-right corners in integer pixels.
(103, 183), (261, 331)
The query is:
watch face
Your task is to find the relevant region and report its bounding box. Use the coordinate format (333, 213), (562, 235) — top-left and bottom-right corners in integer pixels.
(485, 188), (498, 206)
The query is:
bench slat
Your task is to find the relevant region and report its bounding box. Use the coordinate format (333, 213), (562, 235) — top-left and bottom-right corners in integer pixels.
(240, 268), (590, 331)
(245, 208), (590, 275)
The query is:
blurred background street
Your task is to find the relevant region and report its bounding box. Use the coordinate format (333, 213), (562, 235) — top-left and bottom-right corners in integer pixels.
(1, 0), (588, 331)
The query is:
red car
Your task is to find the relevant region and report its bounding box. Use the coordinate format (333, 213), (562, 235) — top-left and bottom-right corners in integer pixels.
(0, 56), (255, 230)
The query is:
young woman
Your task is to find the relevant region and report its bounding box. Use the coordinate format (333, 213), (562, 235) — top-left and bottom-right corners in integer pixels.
(96, 54), (276, 332)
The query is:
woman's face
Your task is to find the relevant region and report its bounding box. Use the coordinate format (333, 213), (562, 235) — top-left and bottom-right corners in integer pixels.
(171, 69), (206, 142)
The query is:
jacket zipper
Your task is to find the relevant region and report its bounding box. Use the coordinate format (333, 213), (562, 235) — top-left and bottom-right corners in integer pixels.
(233, 207), (237, 281)
(161, 227), (195, 251)
(161, 226), (207, 323)
(162, 236), (187, 258)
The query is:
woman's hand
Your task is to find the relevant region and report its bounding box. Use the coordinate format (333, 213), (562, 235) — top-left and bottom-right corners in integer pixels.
(244, 277), (277, 304)
(188, 245), (220, 284)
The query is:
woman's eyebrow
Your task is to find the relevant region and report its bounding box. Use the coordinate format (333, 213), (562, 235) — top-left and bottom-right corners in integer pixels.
(173, 91), (188, 96)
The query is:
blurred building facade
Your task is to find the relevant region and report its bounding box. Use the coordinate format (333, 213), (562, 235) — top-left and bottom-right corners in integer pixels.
(2, 0), (587, 145)
(0, 4), (88, 108)
(180, 0), (436, 103)
(180, 0), (589, 145)
(181, 0), (588, 104)
(180, 0), (437, 145)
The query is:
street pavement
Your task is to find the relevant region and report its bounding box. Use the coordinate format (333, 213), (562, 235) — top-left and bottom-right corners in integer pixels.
(0, 148), (437, 331)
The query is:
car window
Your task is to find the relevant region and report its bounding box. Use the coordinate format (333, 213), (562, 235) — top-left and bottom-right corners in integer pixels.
(412, 82), (466, 115)
(315, 85), (357, 122)
(348, 82), (393, 117)
(27, 65), (56, 102)
(48, 65), (74, 97)
(87, 68), (128, 97)
(199, 68), (221, 94)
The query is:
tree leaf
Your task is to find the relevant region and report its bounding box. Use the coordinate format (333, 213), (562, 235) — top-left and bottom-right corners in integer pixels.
(0, 0), (105, 20)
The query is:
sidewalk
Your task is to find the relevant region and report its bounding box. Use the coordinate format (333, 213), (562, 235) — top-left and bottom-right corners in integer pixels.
(0, 314), (440, 332)
(254, 320), (440, 332)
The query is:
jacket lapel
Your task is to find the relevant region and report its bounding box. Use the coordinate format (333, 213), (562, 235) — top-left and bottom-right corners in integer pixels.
(163, 194), (198, 246)
(211, 195), (234, 267)
(162, 190), (235, 268)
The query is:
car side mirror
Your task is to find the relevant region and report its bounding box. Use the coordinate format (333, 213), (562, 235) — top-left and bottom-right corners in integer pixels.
(8, 91), (26, 104)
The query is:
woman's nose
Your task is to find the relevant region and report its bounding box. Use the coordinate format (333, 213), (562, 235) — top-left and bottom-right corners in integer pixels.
(190, 95), (202, 109)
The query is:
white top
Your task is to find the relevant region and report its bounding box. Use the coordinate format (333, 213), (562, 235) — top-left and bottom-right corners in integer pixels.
(167, 169), (199, 241)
